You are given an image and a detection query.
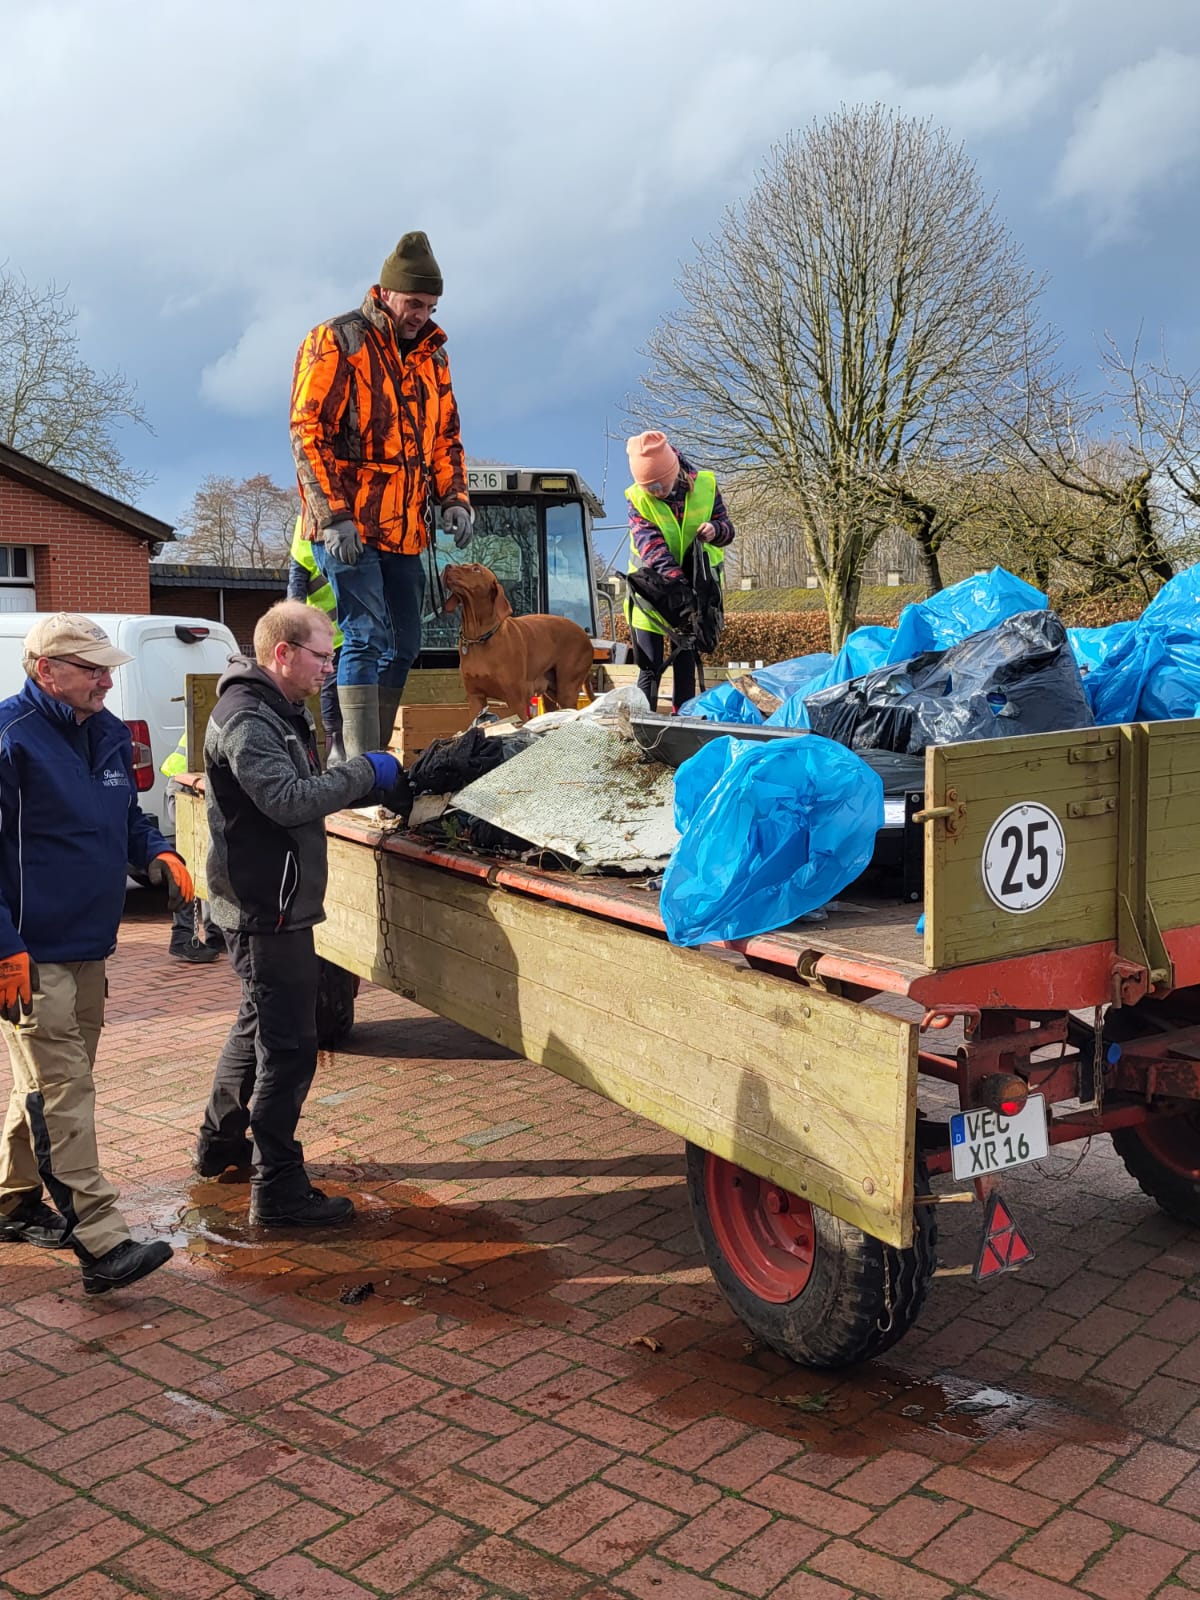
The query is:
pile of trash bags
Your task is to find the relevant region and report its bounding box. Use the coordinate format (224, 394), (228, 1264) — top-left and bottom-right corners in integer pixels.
(405, 564), (1200, 950)
(803, 610), (1092, 754)
(660, 562), (1200, 946)
(683, 561), (1200, 736)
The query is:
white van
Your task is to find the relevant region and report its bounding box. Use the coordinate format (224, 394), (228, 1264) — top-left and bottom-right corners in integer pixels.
(0, 612), (240, 844)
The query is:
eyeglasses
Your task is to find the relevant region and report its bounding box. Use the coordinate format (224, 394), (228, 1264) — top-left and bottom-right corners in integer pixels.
(287, 639), (335, 668)
(52, 657), (111, 681)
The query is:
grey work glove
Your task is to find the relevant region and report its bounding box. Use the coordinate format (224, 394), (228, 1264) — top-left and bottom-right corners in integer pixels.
(442, 504), (473, 549)
(324, 518), (362, 564)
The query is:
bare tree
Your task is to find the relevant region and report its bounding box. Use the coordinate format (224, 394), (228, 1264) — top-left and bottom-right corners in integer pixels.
(637, 106), (1054, 646)
(174, 474), (298, 566)
(997, 335), (1190, 600)
(0, 267), (152, 500)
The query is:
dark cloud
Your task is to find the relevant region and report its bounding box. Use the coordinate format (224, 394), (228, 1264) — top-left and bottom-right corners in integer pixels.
(2, 0), (1198, 530)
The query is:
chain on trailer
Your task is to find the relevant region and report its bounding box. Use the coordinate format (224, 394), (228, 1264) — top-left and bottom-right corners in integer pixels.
(373, 839), (400, 989)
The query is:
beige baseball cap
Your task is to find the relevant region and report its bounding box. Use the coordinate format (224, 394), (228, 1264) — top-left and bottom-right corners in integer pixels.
(24, 613), (132, 668)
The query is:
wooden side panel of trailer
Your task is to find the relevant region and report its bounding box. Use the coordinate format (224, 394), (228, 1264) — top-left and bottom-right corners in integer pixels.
(176, 794), (919, 1247)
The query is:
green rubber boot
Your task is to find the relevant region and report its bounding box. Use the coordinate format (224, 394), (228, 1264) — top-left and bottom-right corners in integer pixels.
(339, 685), (379, 761)
(379, 687), (403, 753)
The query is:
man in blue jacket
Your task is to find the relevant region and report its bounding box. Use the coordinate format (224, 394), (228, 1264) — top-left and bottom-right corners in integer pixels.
(0, 613), (192, 1295)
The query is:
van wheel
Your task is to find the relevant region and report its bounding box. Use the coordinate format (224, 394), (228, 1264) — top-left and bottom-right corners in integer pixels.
(316, 959), (356, 1049)
(685, 1143), (936, 1369)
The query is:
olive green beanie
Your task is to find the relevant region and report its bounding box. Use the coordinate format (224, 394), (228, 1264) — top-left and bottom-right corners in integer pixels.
(379, 231), (443, 296)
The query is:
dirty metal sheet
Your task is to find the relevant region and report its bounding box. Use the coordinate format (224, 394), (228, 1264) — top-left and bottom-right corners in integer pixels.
(452, 719), (678, 869)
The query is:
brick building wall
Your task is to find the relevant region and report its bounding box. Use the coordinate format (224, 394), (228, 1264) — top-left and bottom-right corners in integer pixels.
(149, 583), (286, 653)
(0, 473), (152, 611)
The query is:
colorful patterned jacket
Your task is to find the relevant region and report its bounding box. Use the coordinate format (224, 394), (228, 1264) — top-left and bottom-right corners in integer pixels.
(627, 454), (735, 581)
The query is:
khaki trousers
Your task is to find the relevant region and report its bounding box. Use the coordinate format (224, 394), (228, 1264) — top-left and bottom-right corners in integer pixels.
(0, 961), (128, 1256)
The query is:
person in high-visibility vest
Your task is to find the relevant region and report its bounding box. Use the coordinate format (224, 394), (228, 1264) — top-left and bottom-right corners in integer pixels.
(287, 518), (346, 763)
(160, 735), (225, 963)
(624, 431), (735, 711)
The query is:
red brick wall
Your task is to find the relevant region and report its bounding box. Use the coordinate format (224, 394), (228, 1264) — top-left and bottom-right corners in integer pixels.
(0, 474), (152, 611)
(149, 584), (286, 654)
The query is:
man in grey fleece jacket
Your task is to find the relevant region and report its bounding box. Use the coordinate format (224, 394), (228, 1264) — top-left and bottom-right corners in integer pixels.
(197, 600), (411, 1228)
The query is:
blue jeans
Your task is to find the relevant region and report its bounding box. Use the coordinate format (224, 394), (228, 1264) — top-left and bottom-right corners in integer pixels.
(313, 542), (427, 690)
(320, 648), (342, 739)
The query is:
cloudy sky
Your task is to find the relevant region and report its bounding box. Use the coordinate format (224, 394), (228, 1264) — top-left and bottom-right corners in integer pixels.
(3, 0), (1200, 559)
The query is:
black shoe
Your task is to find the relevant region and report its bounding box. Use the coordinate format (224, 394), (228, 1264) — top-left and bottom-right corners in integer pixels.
(204, 928), (226, 952)
(0, 1195), (70, 1249)
(170, 943), (220, 965)
(193, 1139), (254, 1179)
(79, 1238), (173, 1296)
(249, 1186), (355, 1228)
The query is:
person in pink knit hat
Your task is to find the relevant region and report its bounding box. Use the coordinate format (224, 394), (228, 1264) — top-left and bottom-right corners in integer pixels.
(623, 431), (735, 711)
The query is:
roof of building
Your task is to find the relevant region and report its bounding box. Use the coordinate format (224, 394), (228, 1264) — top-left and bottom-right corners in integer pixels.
(0, 442), (175, 546)
(150, 562), (288, 590)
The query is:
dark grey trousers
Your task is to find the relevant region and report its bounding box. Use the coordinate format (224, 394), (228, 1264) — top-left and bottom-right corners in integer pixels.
(198, 928), (319, 1195)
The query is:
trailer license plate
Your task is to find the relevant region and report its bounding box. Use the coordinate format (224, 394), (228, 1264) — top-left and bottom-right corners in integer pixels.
(950, 1095), (1049, 1180)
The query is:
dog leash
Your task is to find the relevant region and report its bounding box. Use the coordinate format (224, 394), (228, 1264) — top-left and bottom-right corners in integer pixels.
(393, 373), (450, 621)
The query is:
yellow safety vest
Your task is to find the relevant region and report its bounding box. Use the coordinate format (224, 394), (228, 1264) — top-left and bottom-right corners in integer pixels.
(290, 517), (345, 649)
(160, 732), (187, 778)
(624, 472), (723, 636)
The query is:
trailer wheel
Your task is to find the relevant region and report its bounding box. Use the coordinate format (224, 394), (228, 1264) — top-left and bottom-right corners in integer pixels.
(685, 1144), (936, 1369)
(315, 958), (357, 1050)
(1111, 1117), (1200, 1225)
(1104, 996), (1200, 1225)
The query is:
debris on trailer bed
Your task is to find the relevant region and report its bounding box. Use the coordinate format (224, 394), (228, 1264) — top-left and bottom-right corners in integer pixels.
(451, 716), (678, 870)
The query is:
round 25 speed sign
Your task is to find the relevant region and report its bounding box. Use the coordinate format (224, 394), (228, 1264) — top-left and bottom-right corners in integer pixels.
(981, 802), (1066, 914)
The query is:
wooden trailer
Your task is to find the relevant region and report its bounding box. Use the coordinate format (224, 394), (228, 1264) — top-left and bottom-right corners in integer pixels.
(174, 714), (1200, 1369)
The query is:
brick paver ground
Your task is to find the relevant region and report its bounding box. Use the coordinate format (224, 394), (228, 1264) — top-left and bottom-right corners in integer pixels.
(0, 893), (1198, 1598)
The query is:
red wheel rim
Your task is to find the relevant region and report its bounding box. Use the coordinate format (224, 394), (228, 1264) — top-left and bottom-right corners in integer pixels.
(704, 1153), (816, 1303)
(1137, 1114), (1200, 1181)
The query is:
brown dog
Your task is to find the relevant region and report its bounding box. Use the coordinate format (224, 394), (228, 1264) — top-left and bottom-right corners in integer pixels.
(443, 563), (595, 721)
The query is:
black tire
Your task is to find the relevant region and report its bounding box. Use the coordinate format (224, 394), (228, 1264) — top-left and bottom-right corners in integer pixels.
(1105, 995), (1200, 1225)
(315, 958), (356, 1050)
(685, 1142), (937, 1369)
(1111, 1118), (1200, 1225)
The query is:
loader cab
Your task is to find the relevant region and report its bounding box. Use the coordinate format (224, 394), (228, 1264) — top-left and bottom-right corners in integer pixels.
(418, 466), (608, 667)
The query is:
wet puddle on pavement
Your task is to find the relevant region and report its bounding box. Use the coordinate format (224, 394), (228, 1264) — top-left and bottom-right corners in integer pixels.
(133, 1173), (1135, 1469)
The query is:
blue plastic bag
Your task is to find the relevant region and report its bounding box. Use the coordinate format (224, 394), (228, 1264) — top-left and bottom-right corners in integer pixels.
(677, 680), (764, 724)
(1078, 566), (1200, 723)
(767, 628), (894, 728)
(660, 734), (885, 946)
(886, 568), (1046, 664)
(753, 653), (834, 700)
(1068, 623), (1138, 677)
(1140, 628), (1200, 720)
(1141, 563), (1200, 627)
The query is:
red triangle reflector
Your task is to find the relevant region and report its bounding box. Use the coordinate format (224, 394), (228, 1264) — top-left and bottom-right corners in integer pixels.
(1005, 1231), (1034, 1266)
(974, 1192), (1035, 1281)
(978, 1243), (1004, 1277)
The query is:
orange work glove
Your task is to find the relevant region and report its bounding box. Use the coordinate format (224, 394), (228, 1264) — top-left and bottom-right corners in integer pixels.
(148, 851), (194, 911)
(0, 953), (38, 1025)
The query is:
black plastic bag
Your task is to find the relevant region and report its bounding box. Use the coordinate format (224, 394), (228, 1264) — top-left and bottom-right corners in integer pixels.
(624, 539), (724, 655)
(804, 610), (1094, 754)
(624, 566), (697, 637)
(409, 724), (535, 796)
(685, 539), (724, 655)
